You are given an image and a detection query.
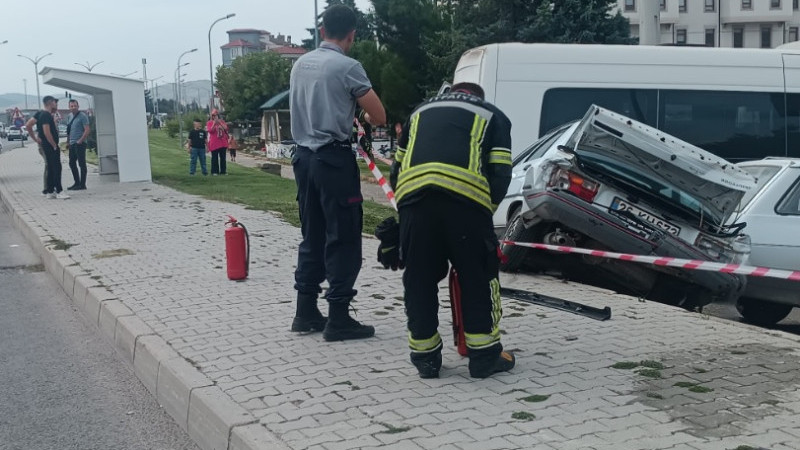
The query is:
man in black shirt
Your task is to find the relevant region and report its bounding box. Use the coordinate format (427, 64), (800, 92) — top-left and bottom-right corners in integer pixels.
(26, 95), (68, 199)
(186, 119), (208, 175)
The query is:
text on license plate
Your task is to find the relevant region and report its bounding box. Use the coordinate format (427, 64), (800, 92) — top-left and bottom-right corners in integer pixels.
(609, 197), (681, 236)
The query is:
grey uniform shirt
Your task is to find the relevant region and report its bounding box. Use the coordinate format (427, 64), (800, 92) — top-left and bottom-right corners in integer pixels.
(67, 111), (90, 145)
(290, 41), (372, 151)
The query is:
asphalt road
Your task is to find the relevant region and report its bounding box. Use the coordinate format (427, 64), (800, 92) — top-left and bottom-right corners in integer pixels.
(0, 199), (198, 450)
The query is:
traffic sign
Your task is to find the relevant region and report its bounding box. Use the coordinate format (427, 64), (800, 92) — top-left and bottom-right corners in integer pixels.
(14, 118), (23, 127)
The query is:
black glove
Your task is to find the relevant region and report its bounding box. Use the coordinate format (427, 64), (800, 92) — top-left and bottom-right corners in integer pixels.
(375, 216), (403, 271)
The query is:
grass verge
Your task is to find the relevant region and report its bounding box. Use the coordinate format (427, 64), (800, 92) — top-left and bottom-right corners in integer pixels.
(148, 130), (395, 231)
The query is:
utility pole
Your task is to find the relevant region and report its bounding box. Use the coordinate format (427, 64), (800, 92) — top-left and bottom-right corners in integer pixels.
(176, 48), (197, 144)
(23, 79), (28, 109)
(18, 53), (53, 106)
(208, 13), (236, 111)
(314, 0), (320, 48)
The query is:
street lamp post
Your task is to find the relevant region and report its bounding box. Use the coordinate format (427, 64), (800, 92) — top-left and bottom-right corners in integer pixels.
(17, 53), (53, 106)
(74, 61), (103, 72)
(177, 48), (197, 144)
(314, 1), (320, 48)
(208, 13), (236, 112)
(149, 75), (164, 115)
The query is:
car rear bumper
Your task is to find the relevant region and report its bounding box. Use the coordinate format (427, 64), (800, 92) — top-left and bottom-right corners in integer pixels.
(525, 190), (745, 300)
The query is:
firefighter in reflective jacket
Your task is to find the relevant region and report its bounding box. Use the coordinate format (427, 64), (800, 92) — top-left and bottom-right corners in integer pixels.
(385, 82), (515, 379)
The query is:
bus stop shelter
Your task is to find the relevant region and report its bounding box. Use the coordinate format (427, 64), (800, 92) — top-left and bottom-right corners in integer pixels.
(40, 67), (151, 182)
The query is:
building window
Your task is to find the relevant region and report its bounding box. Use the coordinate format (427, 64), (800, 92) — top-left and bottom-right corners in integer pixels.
(680, 0), (687, 12)
(795, 0), (799, 10)
(772, 0), (781, 8)
(790, 27), (799, 42)
(660, 0), (666, 10)
(762, 26), (773, 48)
(705, 29), (716, 46)
(625, 0), (635, 12)
(742, 0), (752, 9)
(676, 29), (687, 44)
(705, 0), (715, 12)
(734, 28), (744, 47)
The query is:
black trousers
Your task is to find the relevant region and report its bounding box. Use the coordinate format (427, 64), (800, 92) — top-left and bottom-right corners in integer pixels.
(399, 191), (503, 357)
(43, 146), (62, 194)
(293, 143), (363, 304)
(211, 148), (227, 174)
(69, 143), (87, 186)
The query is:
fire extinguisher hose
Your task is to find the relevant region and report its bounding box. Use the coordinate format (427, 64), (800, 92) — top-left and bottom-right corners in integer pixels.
(239, 221), (250, 277)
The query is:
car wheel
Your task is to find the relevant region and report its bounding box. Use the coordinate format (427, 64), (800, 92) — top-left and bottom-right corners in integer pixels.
(736, 296), (793, 326)
(499, 207), (537, 272)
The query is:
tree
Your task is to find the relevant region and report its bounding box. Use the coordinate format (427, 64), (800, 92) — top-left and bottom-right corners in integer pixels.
(349, 41), (419, 124)
(215, 52), (292, 121)
(373, 0), (634, 110)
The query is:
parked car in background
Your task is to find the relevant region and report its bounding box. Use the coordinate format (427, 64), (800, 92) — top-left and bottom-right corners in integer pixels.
(501, 105), (756, 308)
(730, 159), (800, 325)
(7, 127), (27, 141)
(0, 124), (7, 139)
(492, 121), (576, 239)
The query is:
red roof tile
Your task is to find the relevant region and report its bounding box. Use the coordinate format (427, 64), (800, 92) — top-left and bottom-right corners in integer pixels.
(221, 39), (261, 49)
(270, 46), (307, 55)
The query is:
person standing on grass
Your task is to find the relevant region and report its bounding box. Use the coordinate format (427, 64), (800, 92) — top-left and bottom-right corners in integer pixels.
(66, 99), (91, 190)
(186, 119), (208, 176)
(288, 4), (386, 341)
(228, 134), (238, 162)
(207, 109), (229, 175)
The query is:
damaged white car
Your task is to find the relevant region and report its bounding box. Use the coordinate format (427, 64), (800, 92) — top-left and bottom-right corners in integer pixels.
(499, 105), (756, 308)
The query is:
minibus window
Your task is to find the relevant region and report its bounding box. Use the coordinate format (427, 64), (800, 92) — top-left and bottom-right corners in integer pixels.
(659, 90), (786, 161)
(540, 88), (657, 139)
(785, 93), (800, 157)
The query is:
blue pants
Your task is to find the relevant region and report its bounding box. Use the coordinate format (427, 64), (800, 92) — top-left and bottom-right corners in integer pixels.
(292, 142), (363, 304)
(190, 147), (207, 175)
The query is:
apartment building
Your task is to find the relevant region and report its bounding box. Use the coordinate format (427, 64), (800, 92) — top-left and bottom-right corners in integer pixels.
(221, 29), (306, 67)
(616, 0), (800, 48)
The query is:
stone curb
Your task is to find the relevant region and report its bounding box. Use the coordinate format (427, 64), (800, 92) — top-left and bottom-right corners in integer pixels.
(0, 187), (285, 450)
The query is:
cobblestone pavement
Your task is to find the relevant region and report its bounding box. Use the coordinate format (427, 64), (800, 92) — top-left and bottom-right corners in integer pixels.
(2, 147), (800, 450)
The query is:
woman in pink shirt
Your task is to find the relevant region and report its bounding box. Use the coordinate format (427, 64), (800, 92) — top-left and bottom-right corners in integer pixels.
(206, 109), (229, 175)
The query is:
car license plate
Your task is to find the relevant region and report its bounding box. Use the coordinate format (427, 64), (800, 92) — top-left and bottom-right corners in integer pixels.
(609, 197), (681, 236)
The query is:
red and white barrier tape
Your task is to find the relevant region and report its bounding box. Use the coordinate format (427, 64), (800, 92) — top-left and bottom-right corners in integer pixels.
(355, 146), (398, 211)
(354, 117), (394, 165)
(502, 240), (800, 281)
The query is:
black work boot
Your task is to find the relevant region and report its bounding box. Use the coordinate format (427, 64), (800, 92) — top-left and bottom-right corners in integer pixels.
(323, 302), (375, 341)
(291, 293), (327, 332)
(411, 351), (442, 379)
(468, 346), (516, 379)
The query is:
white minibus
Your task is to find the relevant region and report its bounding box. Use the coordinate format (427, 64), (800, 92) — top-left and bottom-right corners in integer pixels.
(453, 43), (800, 161)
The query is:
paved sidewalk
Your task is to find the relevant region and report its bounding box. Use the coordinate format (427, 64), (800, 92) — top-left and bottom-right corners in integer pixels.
(2, 147), (800, 450)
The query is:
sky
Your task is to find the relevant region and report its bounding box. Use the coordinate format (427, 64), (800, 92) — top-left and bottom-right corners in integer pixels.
(0, 0), (373, 98)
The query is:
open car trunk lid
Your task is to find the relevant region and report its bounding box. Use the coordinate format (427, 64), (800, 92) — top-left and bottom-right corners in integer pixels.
(564, 105), (757, 227)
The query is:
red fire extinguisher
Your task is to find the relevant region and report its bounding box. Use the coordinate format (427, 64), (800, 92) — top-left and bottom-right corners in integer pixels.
(448, 267), (468, 357)
(448, 247), (507, 357)
(225, 215), (249, 280)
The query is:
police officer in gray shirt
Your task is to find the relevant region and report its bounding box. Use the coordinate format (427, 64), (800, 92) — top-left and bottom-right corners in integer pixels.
(289, 4), (386, 341)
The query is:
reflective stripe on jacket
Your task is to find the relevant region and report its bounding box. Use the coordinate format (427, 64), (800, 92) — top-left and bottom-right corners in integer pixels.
(390, 92), (512, 213)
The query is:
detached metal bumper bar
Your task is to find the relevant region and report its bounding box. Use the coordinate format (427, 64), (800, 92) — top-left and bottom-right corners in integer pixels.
(500, 287), (612, 321)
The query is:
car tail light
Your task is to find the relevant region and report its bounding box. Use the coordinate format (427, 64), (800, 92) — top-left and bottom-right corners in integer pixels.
(548, 168), (600, 203)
